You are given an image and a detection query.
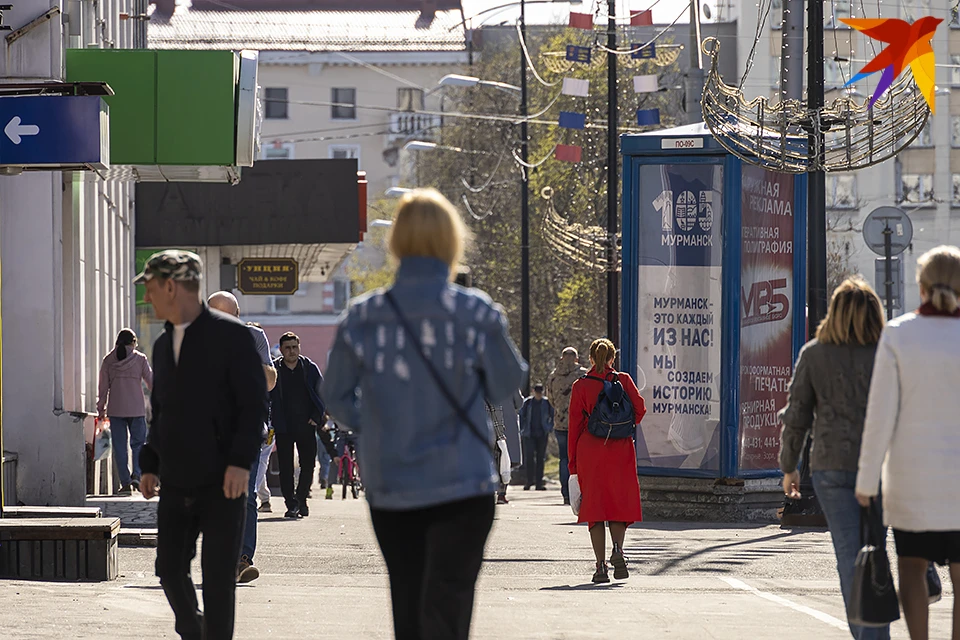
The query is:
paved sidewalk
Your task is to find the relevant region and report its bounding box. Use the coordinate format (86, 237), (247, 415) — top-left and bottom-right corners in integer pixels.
(2, 487), (954, 639)
(86, 495), (157, 528)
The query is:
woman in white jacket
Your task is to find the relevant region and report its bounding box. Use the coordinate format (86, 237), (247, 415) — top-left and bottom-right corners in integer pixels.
(856, 245), (960, 640)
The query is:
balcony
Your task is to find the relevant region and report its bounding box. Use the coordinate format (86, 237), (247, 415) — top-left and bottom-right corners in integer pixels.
(388, 112), (442, 144)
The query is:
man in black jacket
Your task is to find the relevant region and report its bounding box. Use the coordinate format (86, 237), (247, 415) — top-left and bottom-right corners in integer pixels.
(270, 332), (334, 519)
(137, 250), (267, 640)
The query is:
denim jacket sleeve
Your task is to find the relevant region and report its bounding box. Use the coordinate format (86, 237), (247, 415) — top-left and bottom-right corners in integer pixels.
(477, 304), (528, 405)
(321, 320), (362, 431)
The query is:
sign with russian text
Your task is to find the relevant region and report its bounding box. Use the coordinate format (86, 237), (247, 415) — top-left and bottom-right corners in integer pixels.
(237, 258), (299, 295)
(635, 163), (723, 472)
(738, 166), (794, 471)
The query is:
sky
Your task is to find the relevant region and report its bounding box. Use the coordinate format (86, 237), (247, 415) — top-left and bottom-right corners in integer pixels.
(459, 0), (712, 26)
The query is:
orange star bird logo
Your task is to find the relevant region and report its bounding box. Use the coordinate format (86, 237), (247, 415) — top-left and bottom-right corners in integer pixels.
(841, 16), (942, 113)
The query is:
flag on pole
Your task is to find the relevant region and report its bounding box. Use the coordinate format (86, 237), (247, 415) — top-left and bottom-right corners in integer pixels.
(633, 75), (658, 93)
(561, 77), (590, 97)
(636, 108), (661, 126)
(569, 12), (593, 29)
(555, 145), (582, 162)
(565, 45), (592, 63)
(558, 111), (587, 130)
(631, 43), (656, 59)
(630, 9), (653, 26)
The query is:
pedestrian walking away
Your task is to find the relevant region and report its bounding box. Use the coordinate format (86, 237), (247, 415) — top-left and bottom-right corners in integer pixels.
(97, 328), (153, 495)
(856, 246), (960, 640)
(136, 250), (267, 640)
(520, 384), (554, 491)
(485, 400), (510, 505)
(778, 277), (892, 640)
(322, 188), (528, 640)
(547, 347), (587, 505)
(568, 338), (645, 584)
(270, 332), (335, 519)
(208, 292), (278, 585)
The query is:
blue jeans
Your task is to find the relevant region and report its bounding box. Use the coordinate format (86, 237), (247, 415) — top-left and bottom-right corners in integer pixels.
(812, 470), (890, 640)
(110, 416), (147, 488)
(243, 441), (273, 562)
(556, 430), (570, 501)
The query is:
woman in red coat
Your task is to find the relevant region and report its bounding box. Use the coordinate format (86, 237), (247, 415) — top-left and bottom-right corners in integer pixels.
(568, 338), (646, 583)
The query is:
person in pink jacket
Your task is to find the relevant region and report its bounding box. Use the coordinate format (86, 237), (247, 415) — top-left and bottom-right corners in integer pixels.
(97, 328), (153, 494)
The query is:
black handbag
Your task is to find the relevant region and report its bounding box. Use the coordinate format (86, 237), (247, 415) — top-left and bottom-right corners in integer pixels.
(848, 505), (901, 627)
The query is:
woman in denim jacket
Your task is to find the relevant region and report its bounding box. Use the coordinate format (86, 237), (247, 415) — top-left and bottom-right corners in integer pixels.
(322, 188), (527, 640)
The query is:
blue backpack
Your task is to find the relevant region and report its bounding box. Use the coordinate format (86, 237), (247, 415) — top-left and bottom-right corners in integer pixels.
(584, 372), (636, 442)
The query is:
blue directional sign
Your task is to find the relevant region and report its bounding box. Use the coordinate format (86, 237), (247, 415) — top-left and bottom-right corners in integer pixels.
(0, 95), (109, 169)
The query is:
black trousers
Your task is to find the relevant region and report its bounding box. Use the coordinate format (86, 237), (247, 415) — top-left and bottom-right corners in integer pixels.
(155, 491), (246, 640)
(276, 428), (317, 511)
(523, 434), (548, 488)
(370, 496), (495, 640)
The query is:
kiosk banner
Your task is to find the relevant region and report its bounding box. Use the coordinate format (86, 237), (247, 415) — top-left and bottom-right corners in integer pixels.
(635, 163), (723, 471)
(738, 165), (795, 471)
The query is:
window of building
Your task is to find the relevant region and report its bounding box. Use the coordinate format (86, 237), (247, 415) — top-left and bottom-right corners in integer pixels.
(329, 145), (360, 164)
(826, 174), (857, 208)
(824, 59), (845, 88)
(953, 117), (960, 147)
(264, 88), (288, 119)
(905, 0), (931, 21)
(952, 6), (960, 28)
(824, 0), (851, 28)
(909, 121), (933, 148)
(266, 295), (290, 314)
(260, 141), (295, 160)
(953, 174), (960, 206)
(771, 55), (782, 89)
(397, 88), (425, 112)
(332, 87), (357, 120)
(900, 173), (935, 204)
(951, 56), (960, 86)
(770, 0), (782, 29)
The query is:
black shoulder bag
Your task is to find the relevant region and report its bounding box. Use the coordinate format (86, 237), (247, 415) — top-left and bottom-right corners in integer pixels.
(848, 503), (900, 627)
(383, 291), (492, 451)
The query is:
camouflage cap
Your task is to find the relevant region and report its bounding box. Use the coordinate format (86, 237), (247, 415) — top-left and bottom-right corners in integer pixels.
(134, 250), (203, 285)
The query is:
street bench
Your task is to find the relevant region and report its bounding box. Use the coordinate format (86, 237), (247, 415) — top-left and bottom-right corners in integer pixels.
(0, 517), (120, 581)
(3, 506), (102, 519)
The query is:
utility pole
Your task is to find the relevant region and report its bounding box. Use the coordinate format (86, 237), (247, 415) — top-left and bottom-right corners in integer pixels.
(685, 0), (705, 123)
(606, 0), (619, 348)
(520, 0), (531, 389)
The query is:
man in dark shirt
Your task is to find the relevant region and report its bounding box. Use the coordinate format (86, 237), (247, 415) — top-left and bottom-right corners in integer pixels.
(520, 383), (554, 491)
(137, 250), (267, 640)
(270, 332), (334, 518)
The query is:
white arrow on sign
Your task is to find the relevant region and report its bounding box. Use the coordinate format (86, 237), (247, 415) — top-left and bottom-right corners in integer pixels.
(4, 117), (40, 145)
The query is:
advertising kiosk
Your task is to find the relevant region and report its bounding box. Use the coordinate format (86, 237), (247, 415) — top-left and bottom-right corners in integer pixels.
(620, 123), (808, 501)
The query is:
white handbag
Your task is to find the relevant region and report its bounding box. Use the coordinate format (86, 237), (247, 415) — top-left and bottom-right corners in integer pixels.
(497, 439), (511, 484)
(568, 474), (582, 515)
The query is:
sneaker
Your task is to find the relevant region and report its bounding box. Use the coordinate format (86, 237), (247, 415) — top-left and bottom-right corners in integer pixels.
(325, 486), (334, 500)
(592, 562), (610, 584)
(258, 501), (272, 513)
(610, 544), (629, 580)
(496, 494), (509, 505)
(284, 508), (301, 519)
(300, 502), (310, 517)
(237, 556), (260, 584)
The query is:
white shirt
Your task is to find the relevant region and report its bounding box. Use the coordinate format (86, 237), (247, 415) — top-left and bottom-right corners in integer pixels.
(172, 322), (191, 365)
(857, 311), (960, 531)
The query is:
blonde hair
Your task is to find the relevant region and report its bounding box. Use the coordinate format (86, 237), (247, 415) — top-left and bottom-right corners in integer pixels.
(388, 188), (470, 276)
(816, 277), (885, 346)
(589, 338), (617, 371)
(917, 245), (960, 314)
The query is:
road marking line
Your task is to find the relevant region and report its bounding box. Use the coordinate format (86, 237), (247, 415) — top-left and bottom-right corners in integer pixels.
(719, 576), (849, 631)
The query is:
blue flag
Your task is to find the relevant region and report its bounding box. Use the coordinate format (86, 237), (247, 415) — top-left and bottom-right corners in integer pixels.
(631, 43), (656, 60)
(558, 111), (586, 130)
(636, 108), (660, 126)
(565, 45), (592, 64)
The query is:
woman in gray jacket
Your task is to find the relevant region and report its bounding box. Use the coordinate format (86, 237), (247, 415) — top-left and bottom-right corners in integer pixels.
(778, 277), (888, 640)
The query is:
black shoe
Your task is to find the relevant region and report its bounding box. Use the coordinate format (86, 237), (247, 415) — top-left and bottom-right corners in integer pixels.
(610, 544), (629, 580)
(284, 508), (301, 519)
(496, 494), (509, 505)
(523, 485), (532, 491)
(592, 562), (610, 584)
(117, 484), (133, 495)
(299, 502), (309, 517)
(319, 478), (327, 490)
(536, 485), (547, 491)
(563, 498), (571, 506)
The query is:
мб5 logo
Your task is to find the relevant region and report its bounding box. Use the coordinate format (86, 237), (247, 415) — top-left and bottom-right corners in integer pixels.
(741, 279), (789, 327)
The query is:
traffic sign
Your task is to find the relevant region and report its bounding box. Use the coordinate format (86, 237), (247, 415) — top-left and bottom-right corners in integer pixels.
(237, 258), (299, 295)
(0, 95), (109, 169)
(862, 206), (913, 256)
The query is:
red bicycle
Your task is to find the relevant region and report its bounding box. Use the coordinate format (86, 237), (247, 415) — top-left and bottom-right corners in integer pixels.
(337, 438), (362, 500)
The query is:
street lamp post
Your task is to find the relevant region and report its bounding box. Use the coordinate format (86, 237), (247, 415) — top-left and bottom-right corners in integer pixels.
(520, 0), (531, 390)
